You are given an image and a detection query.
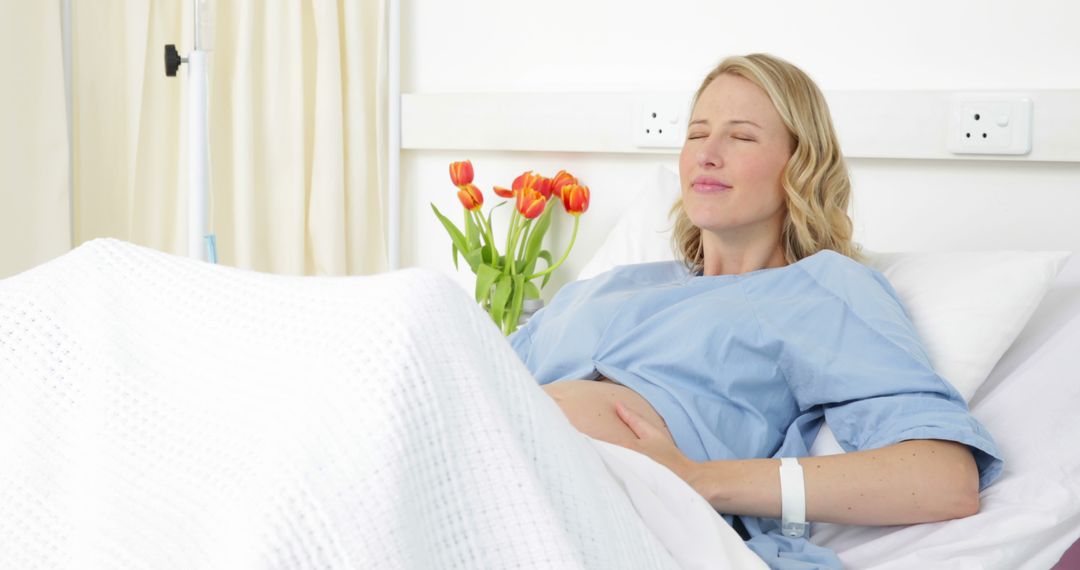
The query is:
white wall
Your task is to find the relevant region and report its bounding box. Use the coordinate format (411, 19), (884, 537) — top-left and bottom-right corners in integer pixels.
(400, 0), (1080, 298)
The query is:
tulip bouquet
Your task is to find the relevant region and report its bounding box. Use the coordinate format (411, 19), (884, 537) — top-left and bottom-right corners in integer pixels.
(431, 160), (590, 335)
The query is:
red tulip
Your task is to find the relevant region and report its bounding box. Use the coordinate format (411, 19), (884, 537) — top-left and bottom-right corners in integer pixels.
(512, 171), (540, 192)
(493, 186), (515, 198)
(512, 171), (553, 199)
(550, 170), (578, 199)
(560, 184), (590, 216)
(457, 183), (483, 211)
(533, 176), (553, 199)
(449, 160), (474, 187)
(516, 186), (547, 219)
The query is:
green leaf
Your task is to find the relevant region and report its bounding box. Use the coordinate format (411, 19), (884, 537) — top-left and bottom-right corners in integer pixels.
(474, 264), (501, 304)
(490, 274), (513, 328)
(524, 280), (540, 300)
(523, 200), (555, 267)
(506, 274), (525, 334)
(465, 210), (481, 251)
(465, 247), (483, 273)
(484, 202), (507, 249)
(477, 221), (494, 258)
(431, 203), (469, 259)
(522, 259), (536, 276)
(537, 250), (554, 288)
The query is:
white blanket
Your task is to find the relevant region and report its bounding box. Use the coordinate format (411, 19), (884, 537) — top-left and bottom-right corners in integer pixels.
(0, 239), (764, 569)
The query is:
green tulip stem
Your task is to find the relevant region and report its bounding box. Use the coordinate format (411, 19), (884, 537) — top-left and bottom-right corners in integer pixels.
(508, 219), (528, 277)
(526, 215), (579, 281)
(504, 210), (522, 273)
(517, 217), (532, 259)
(472, 210), (496, 267)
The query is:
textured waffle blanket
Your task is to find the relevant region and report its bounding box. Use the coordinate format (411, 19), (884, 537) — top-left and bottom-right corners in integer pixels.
(0, 239), (762, 569)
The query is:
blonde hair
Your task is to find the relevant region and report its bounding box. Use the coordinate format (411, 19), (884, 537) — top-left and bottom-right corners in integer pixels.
(671, 53), (865, 272)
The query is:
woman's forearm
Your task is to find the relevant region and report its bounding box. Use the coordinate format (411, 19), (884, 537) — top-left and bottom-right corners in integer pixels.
(694, 439), (980, 525)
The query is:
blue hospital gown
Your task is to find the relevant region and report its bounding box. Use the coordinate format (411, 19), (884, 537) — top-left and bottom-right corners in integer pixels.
(508, 250), (1003, 569)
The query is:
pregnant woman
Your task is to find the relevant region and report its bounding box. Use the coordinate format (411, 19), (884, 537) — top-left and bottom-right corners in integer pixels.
(510, 53), (1002, 569)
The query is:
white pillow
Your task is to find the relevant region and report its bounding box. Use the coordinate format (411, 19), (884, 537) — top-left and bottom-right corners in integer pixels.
(577, 165), (683, 280)
(859, 249), (1070, 401)
(579, 164), (1071, 454)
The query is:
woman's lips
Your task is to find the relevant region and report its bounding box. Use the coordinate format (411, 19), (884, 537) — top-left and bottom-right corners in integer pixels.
(690, 179), (732, 193)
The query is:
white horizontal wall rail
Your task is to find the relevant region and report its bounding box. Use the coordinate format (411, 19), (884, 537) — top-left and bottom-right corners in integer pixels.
(402, 90), (1080, 163)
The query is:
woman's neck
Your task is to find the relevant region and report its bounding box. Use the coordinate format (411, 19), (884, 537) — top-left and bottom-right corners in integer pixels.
(700, 233), (788, 277)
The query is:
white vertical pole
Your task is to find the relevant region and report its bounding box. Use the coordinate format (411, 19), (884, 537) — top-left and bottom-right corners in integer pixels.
(388, 0), (401, 270)
(188, 0), (210, 260)
(188, 53), (209, 260)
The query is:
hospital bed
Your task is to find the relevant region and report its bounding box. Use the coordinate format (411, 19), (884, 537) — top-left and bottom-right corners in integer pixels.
(1, 205), (1079, 568)
(0, 234), (1075, 565)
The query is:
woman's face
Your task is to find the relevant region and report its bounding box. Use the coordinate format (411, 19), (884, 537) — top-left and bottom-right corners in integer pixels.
(678, 73), (794, 242)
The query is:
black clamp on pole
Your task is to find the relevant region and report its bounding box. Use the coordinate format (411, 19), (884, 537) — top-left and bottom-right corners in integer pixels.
(164, 44), (184, 77)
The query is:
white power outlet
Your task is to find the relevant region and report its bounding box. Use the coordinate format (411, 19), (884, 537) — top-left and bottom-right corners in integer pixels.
(946, 95), (1033, 155)
(633, 96), (689, 148)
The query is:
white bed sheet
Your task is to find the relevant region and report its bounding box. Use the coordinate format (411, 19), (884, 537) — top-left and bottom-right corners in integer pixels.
(0, 239), (766, 569)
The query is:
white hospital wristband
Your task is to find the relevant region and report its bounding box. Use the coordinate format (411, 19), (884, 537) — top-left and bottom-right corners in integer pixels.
(779, 457), (808, 538)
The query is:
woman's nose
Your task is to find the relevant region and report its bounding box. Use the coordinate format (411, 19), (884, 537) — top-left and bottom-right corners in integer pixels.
(696, 135), (724, 168)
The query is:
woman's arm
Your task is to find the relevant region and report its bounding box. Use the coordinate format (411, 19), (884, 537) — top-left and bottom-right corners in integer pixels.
(613, 402), (981, 525)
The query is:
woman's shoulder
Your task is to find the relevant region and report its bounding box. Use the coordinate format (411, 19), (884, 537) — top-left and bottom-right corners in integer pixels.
(789, 249), (910, 318)
(751, 249), (904, 315)
(797, 249), (891, 288)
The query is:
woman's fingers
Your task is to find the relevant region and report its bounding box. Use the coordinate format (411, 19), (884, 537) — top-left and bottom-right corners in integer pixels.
(614, 401), (700, 492)
(614, 401), (650, 439)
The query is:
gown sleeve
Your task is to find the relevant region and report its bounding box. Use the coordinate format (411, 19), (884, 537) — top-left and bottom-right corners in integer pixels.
(752, 254), (1004, 490)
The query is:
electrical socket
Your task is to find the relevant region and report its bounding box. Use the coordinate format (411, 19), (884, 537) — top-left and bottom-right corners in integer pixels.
(633, 96), (689, 148)
(946, 95), (1033, 155)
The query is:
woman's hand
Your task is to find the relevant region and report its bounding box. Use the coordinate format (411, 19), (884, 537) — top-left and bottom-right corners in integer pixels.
(612, 401), (710, 499)
(614, 402), (980, 523)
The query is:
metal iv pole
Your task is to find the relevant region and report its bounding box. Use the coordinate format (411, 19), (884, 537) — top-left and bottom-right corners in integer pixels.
(164, 0), (215, 263)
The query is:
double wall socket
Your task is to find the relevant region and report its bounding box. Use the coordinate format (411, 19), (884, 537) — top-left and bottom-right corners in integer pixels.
(946, 95), (1033, 155)
(633, 96), (690, 148)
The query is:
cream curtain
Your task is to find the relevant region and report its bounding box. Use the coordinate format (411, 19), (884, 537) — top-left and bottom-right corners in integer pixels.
(73, 1), (185, 256)
(73, 0), (388, 275)
(0, 2), (71, 278)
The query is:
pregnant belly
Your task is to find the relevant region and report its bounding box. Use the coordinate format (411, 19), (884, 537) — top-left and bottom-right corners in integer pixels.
(543, 378), (675, 448)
